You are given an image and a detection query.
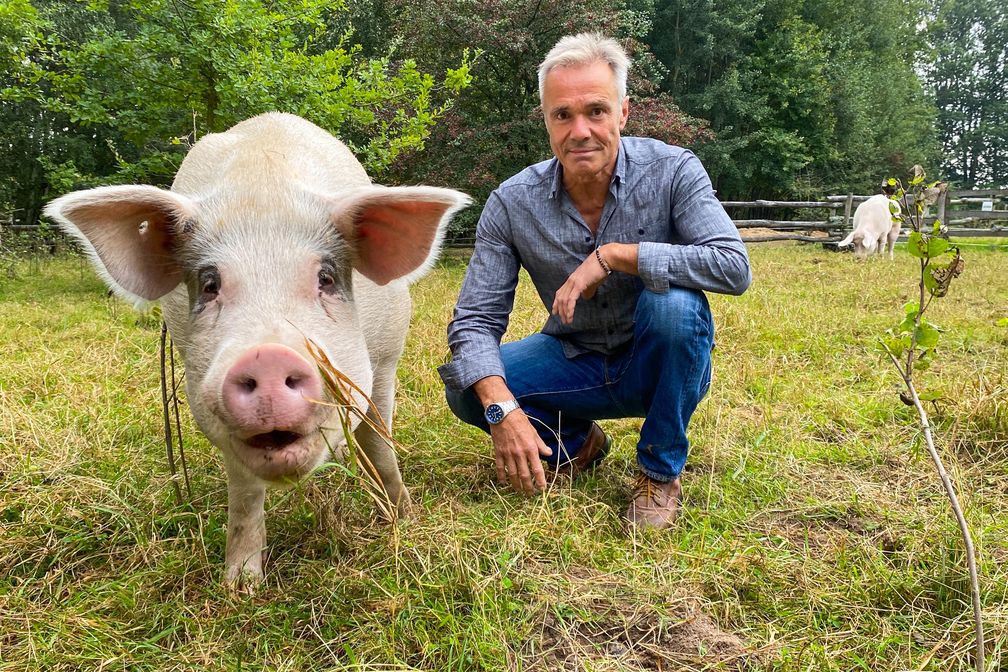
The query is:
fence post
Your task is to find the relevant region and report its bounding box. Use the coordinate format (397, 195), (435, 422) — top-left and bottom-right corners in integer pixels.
(937, 188), (947, 226)
(843, 193), (853, 231)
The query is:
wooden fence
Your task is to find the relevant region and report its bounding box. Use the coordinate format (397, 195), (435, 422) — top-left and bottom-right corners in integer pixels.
(725, 188), (1008, 244)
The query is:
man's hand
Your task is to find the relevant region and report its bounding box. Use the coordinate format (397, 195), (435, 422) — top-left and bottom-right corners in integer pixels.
(490, 410), (553, 494)
(552, 243), (639, 324)
(551, 249), (609, 325)
(473, 375), (553, 494)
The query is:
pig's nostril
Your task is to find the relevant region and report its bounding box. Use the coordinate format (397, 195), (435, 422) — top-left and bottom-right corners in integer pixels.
(241, 378), (257, 393)
(285, 375), (301, 390)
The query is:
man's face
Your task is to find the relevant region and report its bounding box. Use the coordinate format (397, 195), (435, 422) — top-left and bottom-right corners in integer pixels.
(542, 60), (629, 183)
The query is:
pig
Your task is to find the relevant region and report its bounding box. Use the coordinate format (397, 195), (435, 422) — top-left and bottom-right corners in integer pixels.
(837, 194), (903, 259)
(44, 112), (470, 592)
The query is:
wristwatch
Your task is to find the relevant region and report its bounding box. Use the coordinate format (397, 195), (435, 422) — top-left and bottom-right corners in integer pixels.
(484, 399), (521, 425)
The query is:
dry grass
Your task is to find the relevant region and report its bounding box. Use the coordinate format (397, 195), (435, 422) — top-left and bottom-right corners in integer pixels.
(0, 242), (1006, 671)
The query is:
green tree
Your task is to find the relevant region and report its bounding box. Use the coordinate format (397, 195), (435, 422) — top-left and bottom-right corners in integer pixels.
(649, 0), (939, 199)
(3, 0), (471, 225)
(809, 0), (939, 194)
(348, 0), (711, 241)
(925, 0), (1008, 188)
(1, 1), (121, 229)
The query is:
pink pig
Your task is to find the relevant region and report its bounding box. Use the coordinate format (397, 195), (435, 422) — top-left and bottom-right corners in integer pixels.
(45, 113), (470, 592)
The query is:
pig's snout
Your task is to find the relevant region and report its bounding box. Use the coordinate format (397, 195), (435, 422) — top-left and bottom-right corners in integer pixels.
(222, 344), (324, 443)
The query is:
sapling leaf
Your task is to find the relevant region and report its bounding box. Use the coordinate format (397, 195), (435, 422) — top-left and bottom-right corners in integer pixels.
(880, 331), (909, 358)
(904, 301), (920, 316)
(917, 390), (942, 401)
(924, 270), (941, 295)
(915, 322), (940, 348)
(927, 237), (949, 257)
(907, 231), (928, 258)
(927, 251), (964, 297)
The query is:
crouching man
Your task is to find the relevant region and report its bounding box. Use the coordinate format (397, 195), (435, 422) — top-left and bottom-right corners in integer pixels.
(437, 33), (751, 530)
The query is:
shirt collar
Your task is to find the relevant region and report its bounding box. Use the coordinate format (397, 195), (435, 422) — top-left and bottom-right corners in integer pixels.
(548, 138), (627, 199)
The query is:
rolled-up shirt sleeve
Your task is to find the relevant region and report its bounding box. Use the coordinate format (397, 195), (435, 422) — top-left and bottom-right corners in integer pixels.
(437, 192), (520, 391)
(636, 152), (752, 296)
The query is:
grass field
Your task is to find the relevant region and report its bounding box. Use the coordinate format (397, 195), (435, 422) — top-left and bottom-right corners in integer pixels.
(1, 242), (1006, 671)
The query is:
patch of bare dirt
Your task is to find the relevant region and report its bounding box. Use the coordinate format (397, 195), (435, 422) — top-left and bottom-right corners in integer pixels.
(523, 600), (765, 671)
(753, 507), (903, 558)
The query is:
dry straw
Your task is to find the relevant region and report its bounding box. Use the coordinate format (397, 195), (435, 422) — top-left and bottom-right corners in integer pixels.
(304, 337), (402, 521)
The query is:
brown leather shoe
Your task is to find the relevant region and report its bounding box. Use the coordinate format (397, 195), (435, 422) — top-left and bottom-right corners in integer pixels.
(624, 473), (682, 530)
(554, 422), (609, 479)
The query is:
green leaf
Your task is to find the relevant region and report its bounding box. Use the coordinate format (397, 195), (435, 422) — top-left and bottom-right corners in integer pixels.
(914, 322), (940, 348)
(907, 231), (928, 259)
(917, 390), (942, 401)
(879, 332), (909, 358)
(924, 270), (940, 294)
(903, 302), (920, 316)
(995, 317), (1008, 328)
(926, 237), (949, 257)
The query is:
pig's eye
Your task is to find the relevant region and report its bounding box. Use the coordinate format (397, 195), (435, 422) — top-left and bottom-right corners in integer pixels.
(198, 266), (220, 302)
(318, 264), (338, 296)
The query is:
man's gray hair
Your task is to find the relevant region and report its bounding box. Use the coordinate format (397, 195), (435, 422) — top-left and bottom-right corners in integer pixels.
(537, 33), (630, 103)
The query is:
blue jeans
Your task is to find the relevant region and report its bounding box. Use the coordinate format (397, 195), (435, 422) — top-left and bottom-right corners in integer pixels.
(444, 287), (714, 481)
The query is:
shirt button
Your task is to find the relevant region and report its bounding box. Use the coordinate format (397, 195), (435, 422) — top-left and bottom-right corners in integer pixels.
(584, 236), (591, 243)
(601, 302), (609, 308)
(607, 328), (614, 335)
(638, 228), (645, 235)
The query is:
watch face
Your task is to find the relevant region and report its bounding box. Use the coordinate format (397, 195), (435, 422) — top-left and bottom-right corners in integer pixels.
(485, 403), (505, 424)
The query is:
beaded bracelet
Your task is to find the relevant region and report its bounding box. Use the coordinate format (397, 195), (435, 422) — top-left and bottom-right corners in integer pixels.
(595, 247), (612, 275)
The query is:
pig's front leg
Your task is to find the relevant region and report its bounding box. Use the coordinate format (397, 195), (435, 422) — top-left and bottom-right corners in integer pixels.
(222, 457), (267, 593)
(355, 359), (411, 519)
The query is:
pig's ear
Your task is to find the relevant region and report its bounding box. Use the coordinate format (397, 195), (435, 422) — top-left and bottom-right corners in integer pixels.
(333, 185), (471, 285)
(44, 185), (197, 304)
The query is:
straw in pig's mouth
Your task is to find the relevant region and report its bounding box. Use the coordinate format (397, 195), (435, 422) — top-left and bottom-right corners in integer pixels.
(246, 430), (302, 450)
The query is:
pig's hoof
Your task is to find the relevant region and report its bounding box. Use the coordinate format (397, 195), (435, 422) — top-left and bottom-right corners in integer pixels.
(390, 490), (413, 520)
(375, 488), (412, 522)
(224, 566), (263, 596)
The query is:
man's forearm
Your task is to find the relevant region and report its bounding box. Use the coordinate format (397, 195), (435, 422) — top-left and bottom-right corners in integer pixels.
(598, 242), (639, 276)
(472, 375), (514, 407)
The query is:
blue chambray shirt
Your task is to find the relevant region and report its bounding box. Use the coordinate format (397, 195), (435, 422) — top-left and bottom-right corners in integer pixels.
(438, 136), (751, 392)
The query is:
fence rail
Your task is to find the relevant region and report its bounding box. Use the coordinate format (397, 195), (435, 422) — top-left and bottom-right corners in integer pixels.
(728, 188), (1008, 244)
